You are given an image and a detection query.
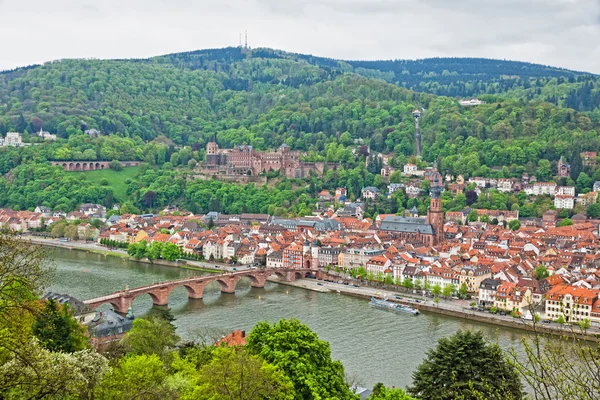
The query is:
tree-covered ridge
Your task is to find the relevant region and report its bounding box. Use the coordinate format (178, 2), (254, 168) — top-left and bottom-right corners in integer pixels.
(1, 56), (598, 165)
(156, 47), (600, 112)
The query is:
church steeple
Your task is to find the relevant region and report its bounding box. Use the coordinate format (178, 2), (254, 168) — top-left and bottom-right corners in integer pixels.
(427, 176), (444, 245)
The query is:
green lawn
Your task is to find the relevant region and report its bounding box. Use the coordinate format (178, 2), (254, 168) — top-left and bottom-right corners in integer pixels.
(73, 167), (139, 201)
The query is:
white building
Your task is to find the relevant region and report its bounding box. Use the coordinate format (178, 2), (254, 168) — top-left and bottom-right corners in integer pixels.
(387, 183), (404, 196)
(38, 128), (57, 141)
(403, 164), (418, 175)
(202, 240), (223, 260)
(555, 186), (576, 196)
(266, 251), (284, 269)
(361, 186), (380, 200)
(5, 132), (22, 146)
(496, 179), (513, 193)
(525, 182), (557, 196)
(468, 177), (487, 188)
(459, 98), (485, 106)
(554, 195), (575, 209)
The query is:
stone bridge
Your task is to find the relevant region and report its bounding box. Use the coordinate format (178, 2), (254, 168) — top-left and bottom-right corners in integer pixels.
(83, 268), (316, 314)
(50, 161), (141, 171)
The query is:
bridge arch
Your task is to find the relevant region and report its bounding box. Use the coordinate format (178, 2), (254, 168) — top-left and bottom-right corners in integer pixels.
(130, 290), (168, 308)
(68, 162), (74, 171)
(82, 162), (88, 170)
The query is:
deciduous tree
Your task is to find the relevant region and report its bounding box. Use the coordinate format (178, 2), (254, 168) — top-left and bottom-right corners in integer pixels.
(246, 318), (358, 400)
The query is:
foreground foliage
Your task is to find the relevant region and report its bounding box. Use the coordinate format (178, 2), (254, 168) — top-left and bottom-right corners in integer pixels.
(408, 330), (523, 400)
(246, 318), (359, 400)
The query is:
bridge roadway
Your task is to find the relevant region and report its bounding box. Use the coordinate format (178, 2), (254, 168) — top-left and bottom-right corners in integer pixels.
(83, 268), (316, 314)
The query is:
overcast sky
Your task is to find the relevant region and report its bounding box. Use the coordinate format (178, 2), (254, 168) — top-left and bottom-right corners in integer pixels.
(1, 0), (599, 73)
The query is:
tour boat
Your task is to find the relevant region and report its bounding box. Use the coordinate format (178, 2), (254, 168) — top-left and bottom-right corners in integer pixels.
(370, 297), (419, 315)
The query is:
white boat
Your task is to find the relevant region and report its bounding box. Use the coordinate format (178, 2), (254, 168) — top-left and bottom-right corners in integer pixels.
(370, 297), (419, 315)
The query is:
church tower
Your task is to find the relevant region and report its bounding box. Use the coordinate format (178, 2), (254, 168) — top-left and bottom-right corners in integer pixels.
(427, 176), (444, 245)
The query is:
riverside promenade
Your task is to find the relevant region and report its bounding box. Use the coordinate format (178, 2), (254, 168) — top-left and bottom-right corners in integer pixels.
(278, 278), (600, 342)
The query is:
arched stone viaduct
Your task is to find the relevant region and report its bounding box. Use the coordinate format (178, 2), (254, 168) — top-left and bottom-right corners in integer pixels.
(50, 161), (141, 172)
(83, 268), (315, 314)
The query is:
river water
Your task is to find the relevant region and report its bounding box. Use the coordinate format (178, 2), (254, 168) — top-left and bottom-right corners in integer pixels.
(48, 247), (529, 389)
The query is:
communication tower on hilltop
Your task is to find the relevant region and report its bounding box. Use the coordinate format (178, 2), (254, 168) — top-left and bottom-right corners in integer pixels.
(413, 109), (422, 157)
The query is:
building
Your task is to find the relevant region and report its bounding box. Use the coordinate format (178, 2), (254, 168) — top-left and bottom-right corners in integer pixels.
(43, 292), (96, 325)
(459, 266), (492, 294)
(581, 151), (597, 167)
(405, 184), (421, 198)
(494, 282), (532, 313)
(380, 166), (394, 177)
(496, 179), (514, 193)
(361, 186), (380, 200)
(266, 251), (284, 269)
(459, 98), (485, 106)
(478, 278), (502, 306)
(469, 177), (488, 188)
(365, 255), (392, 277)
(557, 156), (570, 177)
(204, 142), (327, 179)
(554, 195), (575, 210)
(339, 247), (385, 269)
(318, 246), (341, 267)
(80, 203), (107, 218)
(4, 132), (22, 146)
(427, 267), (460, 290)
(525, 182), (557, 196)
(335, 188), (347, 201)
(38, 128), (56, 141)
(88, 308), (135, 348)
(379, 179), (445, 246)
(403, 164), (418, 175)
(387, 183), (404, 196)
(577, 191), (598, 207)
(545, 284), (599, 323)
(555, 186), (575, 196)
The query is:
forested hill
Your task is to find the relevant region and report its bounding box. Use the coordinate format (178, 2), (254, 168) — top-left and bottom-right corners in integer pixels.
(0, 46), (599, 175)
(154, 47), (600, 112)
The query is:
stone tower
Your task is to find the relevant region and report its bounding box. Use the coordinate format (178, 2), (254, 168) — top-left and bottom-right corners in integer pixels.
(311, 240), (320, 269)
(427, 176), (444, 245)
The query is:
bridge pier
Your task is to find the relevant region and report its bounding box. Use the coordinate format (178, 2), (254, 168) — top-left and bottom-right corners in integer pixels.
(250, 273), (268, 288)
(184, 282), (210, 299)
(217, 275), (241, 294)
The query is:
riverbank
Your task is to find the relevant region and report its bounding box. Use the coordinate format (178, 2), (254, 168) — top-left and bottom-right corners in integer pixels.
(276, 278), (600, 342)
(22, 236), (220, 274)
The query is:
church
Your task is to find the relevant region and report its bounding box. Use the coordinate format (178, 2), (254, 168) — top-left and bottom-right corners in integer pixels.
(379, 179), (445, 247)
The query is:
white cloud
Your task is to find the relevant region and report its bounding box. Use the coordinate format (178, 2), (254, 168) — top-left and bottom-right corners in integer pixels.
(0, 0), (598, 73)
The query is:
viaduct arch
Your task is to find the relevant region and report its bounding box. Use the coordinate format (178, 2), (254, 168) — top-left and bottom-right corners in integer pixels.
(50, 161), (141, 172)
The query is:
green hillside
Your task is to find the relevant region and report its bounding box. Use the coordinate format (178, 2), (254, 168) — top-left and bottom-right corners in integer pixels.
(73, 166), (139, 202)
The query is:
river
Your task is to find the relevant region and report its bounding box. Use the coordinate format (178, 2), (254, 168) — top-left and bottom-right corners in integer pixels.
(48, 247), (529, 390)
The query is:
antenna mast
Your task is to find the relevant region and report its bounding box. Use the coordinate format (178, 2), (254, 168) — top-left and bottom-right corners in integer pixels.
(245, 30), (248, 48)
